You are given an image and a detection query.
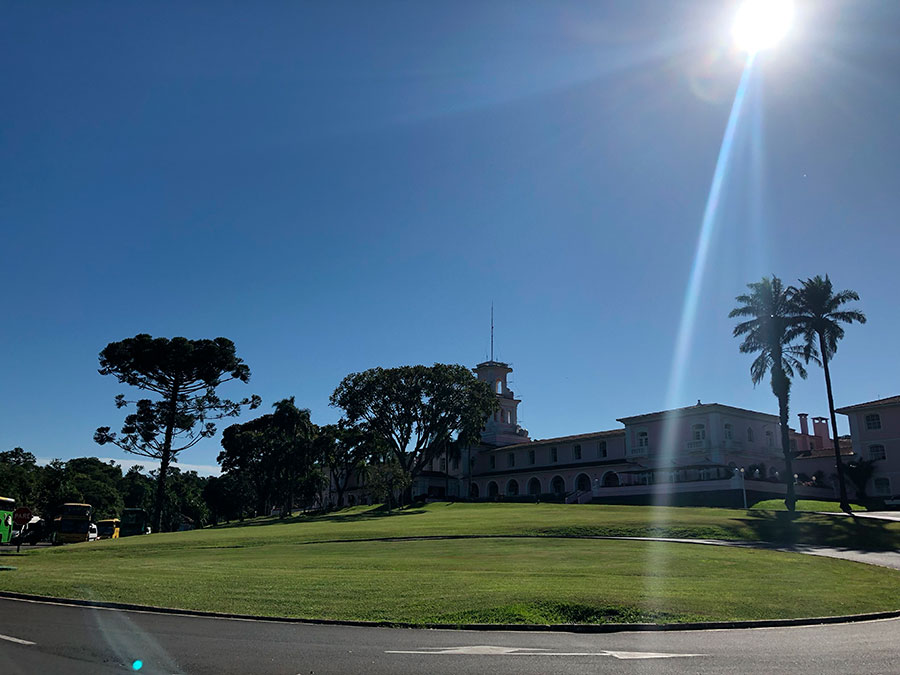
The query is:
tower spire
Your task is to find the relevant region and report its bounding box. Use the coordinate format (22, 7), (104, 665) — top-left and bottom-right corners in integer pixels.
(490, 303), (494, 362)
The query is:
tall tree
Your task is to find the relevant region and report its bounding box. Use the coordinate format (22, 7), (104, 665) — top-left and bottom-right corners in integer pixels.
(94, 334), (260, 532)
(0, 448), (41, 507)
(330, 364), (497, 503)
(317, 422), (375, 508)
(730, 276), (812, 511)
(789, 275), (866, 513)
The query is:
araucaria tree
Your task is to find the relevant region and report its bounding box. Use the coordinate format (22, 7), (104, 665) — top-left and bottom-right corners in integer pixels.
(789, 275), (866, 513)
(730, 277), (812, 511)
(95, 334), (260, 532)
(330, 364), (498, 503)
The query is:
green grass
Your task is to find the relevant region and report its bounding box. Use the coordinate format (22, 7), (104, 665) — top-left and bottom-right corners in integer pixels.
(1, 503), (898, 625)
(750, 499), (866, 512)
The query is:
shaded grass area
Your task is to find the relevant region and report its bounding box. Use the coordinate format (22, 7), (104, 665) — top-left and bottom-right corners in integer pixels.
(750, 499), (866, 512)
(2, 503), (899, 624)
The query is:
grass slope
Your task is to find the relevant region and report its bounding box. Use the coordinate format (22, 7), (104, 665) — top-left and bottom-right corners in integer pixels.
(750, 499), (866, 512)
(2, 503), (898, 625)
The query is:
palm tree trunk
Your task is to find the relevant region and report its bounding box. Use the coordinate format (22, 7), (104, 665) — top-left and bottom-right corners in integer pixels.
(819, 334), (851, 513)
(774, 370), (797, 511)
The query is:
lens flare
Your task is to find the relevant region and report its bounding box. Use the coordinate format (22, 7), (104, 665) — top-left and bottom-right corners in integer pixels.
(132, 660), (143, 671)
(732, 0), (794, 53)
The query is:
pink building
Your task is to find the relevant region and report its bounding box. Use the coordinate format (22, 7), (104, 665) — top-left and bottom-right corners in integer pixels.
(420, 360), (838, 507)
(337, 358), (867, 508)
(836, 395), (900, 502)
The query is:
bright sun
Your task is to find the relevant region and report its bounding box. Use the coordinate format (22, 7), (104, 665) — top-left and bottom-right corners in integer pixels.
(732, 0), (794, 53)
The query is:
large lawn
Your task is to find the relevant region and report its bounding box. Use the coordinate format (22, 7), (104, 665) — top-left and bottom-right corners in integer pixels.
(2, 503), (898, 625)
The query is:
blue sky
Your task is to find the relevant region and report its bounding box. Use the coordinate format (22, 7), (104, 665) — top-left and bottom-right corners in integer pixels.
(2, 1), (898, 475)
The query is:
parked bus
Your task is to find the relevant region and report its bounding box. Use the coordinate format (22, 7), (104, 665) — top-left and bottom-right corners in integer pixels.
(0, 497), (14, 544)
(120, 508), (149, 537)
(53, 503), (94, 544)
(96, 518), (120, 540)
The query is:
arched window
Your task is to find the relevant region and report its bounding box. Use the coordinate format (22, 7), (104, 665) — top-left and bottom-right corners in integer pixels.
(601, 471), (619, 487)
(506, 479), (519, 497)
(495, 380), (503, 394)
(469, 483), (480, 498)
(505, 409), (512, 424)
(576, 473), (591, 492)
(692, 424), (706, 441)
(638, 431), (649, 447)
(724, 423), (733, 440)
(487, 481), (499, 498)
(551, 476), (565, 496)
(527, 477), (541, 496)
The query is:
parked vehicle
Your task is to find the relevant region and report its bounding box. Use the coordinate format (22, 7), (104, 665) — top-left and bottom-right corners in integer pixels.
(53, 503), (94, 544)
(120, 508), (150, 537)
(12, 516), (49, 545)
(0, 497), (14, 544)
(96, 518), (120, 539)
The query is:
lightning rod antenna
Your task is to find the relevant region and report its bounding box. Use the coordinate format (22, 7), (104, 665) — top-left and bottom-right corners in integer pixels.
(490, 303), (494, 362)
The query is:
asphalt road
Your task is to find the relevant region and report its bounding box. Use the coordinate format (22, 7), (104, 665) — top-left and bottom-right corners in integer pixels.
(0, 597), (898, 674)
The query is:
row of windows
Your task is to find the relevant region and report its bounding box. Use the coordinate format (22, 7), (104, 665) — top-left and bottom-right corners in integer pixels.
(633, 424), (774, 449)
(488, 441), (609, 469)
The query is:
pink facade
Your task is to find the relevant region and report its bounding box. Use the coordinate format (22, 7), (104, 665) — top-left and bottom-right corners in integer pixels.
(837, 395), (900, 501)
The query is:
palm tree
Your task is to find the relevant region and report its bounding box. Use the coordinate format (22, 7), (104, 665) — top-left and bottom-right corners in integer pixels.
(730, 276), (813, 511)
(788, 275), (866, 514)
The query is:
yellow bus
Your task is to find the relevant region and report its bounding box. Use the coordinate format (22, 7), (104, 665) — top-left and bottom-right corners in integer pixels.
(53, 503), (94, 544)
(96, 518), (120, 540)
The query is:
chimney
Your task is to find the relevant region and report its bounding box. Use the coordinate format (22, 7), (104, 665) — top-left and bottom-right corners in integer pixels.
(812, 416), (830, 445)
(798, 413), (809, 437)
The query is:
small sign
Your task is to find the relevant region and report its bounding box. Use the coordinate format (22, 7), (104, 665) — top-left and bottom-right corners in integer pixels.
(12, 507), (32, 527)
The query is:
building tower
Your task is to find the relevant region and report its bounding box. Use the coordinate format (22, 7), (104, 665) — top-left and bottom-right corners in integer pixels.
(473, 360), (529, 446)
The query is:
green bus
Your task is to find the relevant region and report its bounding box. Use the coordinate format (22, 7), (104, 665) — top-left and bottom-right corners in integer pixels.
(120, 508), (149, 537)
(0, 497), (15, 544)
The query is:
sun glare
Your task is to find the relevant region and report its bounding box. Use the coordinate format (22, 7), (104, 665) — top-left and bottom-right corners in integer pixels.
(732, 0), (794, 53)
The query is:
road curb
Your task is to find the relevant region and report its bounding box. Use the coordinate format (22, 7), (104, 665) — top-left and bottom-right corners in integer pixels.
(1, 591), (898, 633)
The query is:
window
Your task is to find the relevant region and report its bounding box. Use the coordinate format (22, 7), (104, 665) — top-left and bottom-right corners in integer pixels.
(638, 431), (649, 448)
(574, 444), (582, 459)
(724, 423), (733, 440)
(489, 455), (496, 469)
(528, 449), (535, 465)
(692, 424), (706, 441)
(747, 427), (754, 442)
(874, 477), (891, 496)
(869, 444), (886, 461)
(505, 409), (512, 424)
(766, 430), (774, 448)
(865, 414), (882, 430)
(440, 459), (446, 471)
(495, 380), (503, 394)
(452, 457), (459, 470)
(550, 447), (558, 462)
(598, 440), (607, 458)
(507, 452), (515, 468)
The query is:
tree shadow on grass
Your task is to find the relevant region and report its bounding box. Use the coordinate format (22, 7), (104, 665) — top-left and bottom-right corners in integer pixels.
(736, 510), (900, 551)
(209, 505), (426, 531)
